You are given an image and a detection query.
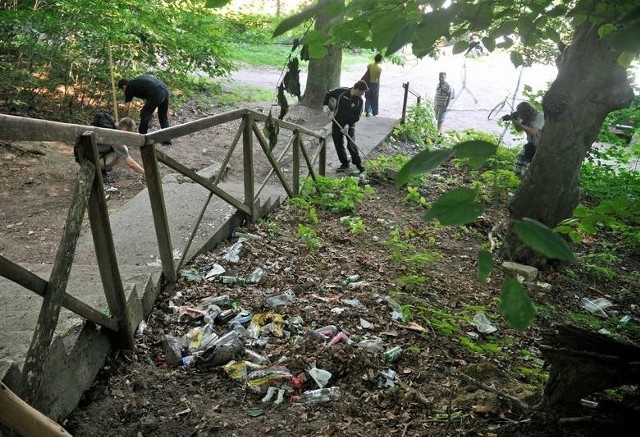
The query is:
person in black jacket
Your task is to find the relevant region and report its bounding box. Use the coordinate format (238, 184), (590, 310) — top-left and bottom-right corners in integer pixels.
(323, 80), (368, 173)
(118, 75), (172, 144)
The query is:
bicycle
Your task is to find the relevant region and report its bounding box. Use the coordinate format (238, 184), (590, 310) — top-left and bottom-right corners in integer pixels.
(487, 95), (524, 120)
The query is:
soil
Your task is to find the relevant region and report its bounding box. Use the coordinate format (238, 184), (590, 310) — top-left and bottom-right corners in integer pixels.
(2, 63), (638, 436)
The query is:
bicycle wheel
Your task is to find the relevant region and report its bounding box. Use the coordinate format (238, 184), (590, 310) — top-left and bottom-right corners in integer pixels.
(488, 100), (506, 120)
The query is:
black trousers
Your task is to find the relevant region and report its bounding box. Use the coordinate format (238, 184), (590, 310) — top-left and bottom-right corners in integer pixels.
(331, 120), (361, 166)
(139, 88), (170, 134)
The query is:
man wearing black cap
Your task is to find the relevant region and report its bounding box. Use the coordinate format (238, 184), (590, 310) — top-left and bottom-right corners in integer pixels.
(118, 74), (172, 144)
(323, 80), (368, 173)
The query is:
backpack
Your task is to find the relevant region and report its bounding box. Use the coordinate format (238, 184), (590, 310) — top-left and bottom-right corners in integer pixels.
(91, 112), (118, 156)
(92, 112), (117, 130)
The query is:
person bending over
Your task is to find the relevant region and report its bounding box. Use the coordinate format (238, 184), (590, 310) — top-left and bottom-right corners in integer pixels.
(118, 74), (172, 144)
(506, 101), (545, 177)
(323, 80), (368, 173)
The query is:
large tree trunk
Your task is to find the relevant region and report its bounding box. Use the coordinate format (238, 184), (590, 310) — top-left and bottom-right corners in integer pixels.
(301, 0), (343, 109)
(504, 23), (634, 264)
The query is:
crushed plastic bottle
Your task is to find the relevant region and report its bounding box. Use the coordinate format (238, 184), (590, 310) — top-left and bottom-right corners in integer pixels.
(383, 296), (407, 322)
(223, 241), (243, 263)
(244, 348), (269, 365)
(473, 312), (497, 334)
(201, 294), (231, 307)
(383, 346), (403, 363)
(580, 297), (612, 317)
(293, 387), (342, 404)
(265, 289), (296, 308)
(357, 337), (384, 351)
(247, 267), (265, 283)
(342, 275), (360, 285)
(163, 335), (187, 367)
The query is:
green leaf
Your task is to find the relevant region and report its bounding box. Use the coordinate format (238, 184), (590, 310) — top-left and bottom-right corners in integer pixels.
(510, 51), (524, 68)
(452, 40), (469, 54)
(500, 278), (535, 331)
(273, 3), (323, 38)
(395, 148), (453, 187)
(477, 249), (493, 282)
(453, 140), (498, 167)
(301, 31), (330, 58)
(514, 218), (575, 261)
(371, 13), (408, 50)
(386, 23), (418, 56)
(205, 0), (232, 7)
(424, 188), (485, 226)
(604, 25), (640, 53)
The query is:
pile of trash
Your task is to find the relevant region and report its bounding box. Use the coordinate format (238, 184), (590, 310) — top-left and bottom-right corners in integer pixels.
(141, 231), (416, 408)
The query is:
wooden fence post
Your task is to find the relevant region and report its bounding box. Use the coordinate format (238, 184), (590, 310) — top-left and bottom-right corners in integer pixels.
(20, 141), (94, 403)
(243, 113), (256, 221)
(139, 140), (177, 283)
(319, 137), (326, 176)
(76, 132), (135, 349)
(292, 131), (301, 196)
(401, 82), (409, 124)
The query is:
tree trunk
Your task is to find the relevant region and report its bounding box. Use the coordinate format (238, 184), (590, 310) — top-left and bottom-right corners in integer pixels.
(505, 23), (634, 264)
(301, 0), (343, 109)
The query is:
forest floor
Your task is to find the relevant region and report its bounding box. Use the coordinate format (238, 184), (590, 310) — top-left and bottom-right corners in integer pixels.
(1, 61), (639, 436)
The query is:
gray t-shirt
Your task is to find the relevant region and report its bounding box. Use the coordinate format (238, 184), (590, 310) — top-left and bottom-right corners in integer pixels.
(527, 112), (545, 146)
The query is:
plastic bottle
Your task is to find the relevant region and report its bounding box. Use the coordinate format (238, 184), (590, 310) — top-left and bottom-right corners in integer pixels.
(219, 275), (247, 285)
(265, 289), (296, 308)
(201, 294), (230, 307)
(383, 296), (407, 322)
(247, 267), (265, 283)
(383, 346), (403, 363)
(294, 387), (342, 404)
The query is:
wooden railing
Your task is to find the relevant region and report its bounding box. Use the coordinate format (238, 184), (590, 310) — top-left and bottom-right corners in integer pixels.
(401, 82), (422, 124)
(0, 109), (327, 400)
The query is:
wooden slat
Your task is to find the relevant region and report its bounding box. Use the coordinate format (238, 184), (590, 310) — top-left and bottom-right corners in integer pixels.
(0, 255), (119, 332)
(0, 382), (72, 436)
(243, 114), (256, 220)
(249, 110), (326, 138)
(139, 142), (177, 283)
(0, 113), (144, 147)
(251, 122), (293, 199)
(254, 134), (295, 199)
(20, 158), (94, 403)
(77, 133), (135, 346)
(176, 122), (246, 271)
(293, 131), (301, 196)
(155, 150), (251, 215)
(146, 109), (248, 144)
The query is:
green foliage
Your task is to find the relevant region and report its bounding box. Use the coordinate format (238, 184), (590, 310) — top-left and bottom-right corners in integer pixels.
(297, 223), (322, 250)
(392, 103), (438, 147)
(424, 188), (485, 226)
(365, 153), (411, 177)
(273, 0), (640, 65)
(499, 278), (536, 331)
(514, 219), (575, 261)
(340, 216), (367, 234)
(299, 175), (374, 213)
(0, 0), (237, 119)
(555, 161), (640, 248)
(404, 186), (429, 208)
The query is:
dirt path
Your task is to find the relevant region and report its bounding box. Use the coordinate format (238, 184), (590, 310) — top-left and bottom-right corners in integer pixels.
(230, 49), (558, 145)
